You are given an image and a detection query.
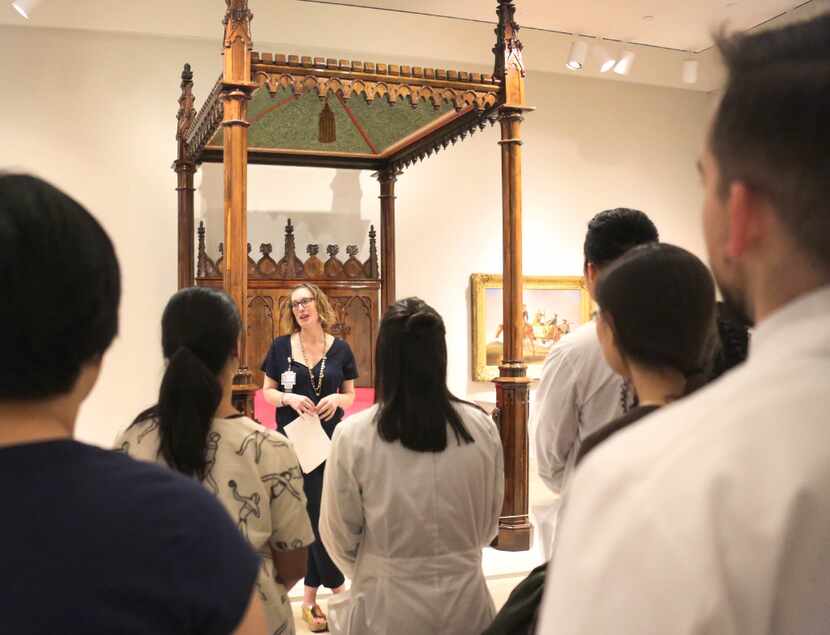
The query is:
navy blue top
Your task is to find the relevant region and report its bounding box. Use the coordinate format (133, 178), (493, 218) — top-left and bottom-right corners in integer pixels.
(261, 334), (358, 438)
(0, 440), (260, 635)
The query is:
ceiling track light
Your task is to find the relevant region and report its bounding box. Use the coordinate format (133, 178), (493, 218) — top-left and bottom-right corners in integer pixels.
(594, 39), (617, 73)
(566, 40), (588, 71)
(11, 0), (43, 19)
(613, 49), (636, 76)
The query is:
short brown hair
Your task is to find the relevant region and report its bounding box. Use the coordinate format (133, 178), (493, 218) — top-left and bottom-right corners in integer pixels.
(711, 13), (830, 271)
(279, 283), (338, 334)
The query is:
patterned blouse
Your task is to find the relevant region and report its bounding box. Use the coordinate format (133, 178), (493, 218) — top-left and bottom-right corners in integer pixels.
(115, 415), (315, 635)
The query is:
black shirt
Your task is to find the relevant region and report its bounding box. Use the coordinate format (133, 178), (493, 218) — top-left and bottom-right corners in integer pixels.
(261, 334), (358, 437)
(0, 440), (260, 635)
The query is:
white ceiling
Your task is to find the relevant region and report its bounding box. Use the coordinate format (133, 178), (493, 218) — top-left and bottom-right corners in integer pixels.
(304, 0), (813, 52)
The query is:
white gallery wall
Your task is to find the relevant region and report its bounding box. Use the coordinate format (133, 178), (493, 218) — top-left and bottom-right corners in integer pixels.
(0, 9), (713, 447)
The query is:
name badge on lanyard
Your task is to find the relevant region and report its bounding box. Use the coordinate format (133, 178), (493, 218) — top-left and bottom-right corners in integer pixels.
(281, 357), (297, 393)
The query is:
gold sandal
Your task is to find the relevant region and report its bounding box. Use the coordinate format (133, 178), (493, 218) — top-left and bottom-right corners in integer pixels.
(302, 604), (328, 632)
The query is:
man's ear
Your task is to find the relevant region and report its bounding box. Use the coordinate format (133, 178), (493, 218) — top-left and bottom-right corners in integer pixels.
(726, 181), (765, 259)
(585, 262), (599, 298)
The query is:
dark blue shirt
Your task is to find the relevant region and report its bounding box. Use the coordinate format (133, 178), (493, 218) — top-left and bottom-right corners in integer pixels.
(0, 440), (260, 634)
(261, 335), (358, 437)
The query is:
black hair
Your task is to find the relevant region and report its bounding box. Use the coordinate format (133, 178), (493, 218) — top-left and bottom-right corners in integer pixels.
(583, 208), (659, 269)
(374, 297), (476, 452)
(0, 174), (120, 400)
(596, 243), (716, 385)
(710, 301), (750, 381)
(134, 287), (240, 479)
(711, 12), (830, 272)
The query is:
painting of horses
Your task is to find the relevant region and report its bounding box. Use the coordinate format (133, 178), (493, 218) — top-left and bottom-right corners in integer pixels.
(471, 274), (593, 381)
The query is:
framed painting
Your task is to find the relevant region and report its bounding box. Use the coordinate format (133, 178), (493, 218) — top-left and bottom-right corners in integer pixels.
(471, 274), (593, 382)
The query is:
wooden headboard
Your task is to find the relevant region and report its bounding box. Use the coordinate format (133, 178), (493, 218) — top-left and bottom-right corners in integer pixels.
(195, 219), (380, 388)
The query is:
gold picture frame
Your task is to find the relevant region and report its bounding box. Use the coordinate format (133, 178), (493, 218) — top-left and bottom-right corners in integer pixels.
(471, 274), (593, 382)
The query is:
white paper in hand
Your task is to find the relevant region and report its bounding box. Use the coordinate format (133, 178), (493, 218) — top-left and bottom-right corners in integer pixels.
(282, 412), (331, 473)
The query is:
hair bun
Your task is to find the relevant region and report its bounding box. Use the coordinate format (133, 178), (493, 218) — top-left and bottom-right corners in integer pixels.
(405, 310), (437, 335)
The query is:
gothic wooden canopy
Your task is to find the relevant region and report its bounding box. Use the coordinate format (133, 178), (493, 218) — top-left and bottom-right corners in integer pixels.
(173, 0), (533, 552)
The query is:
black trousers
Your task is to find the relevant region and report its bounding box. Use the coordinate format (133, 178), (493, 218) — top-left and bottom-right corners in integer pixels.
(302, 460), (345, 589)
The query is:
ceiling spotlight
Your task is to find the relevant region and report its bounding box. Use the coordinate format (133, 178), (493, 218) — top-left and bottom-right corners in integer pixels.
(566, 40), (588, 71)
(594, 41), (617, 73)
(613, 50), (636, 75)
(682, 58), (699, 84)
(11, 0), (43, 19)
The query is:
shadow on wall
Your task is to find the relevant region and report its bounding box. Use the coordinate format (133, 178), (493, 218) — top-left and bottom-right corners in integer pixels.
(197, 167), (373, 261)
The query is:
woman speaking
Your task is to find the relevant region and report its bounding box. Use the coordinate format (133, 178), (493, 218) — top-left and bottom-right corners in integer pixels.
(262, 283), (357, 632)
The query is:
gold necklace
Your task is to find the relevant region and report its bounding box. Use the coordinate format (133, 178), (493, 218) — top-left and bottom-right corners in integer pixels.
(299, 335), (327, 397)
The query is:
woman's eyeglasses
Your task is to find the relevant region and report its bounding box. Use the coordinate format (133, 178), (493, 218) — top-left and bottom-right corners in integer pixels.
(290, 297), (315, 310)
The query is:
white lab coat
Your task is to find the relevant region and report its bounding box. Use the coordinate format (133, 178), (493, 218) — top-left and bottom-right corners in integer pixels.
(320, 402), (504, 635)
(537, 286), (830, 635)
(534, 320), (629, 494)
(533, 320), (629, 556)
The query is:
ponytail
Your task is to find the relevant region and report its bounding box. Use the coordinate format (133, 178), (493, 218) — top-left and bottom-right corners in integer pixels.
(157, 346), (222, 479)
(131, 287), (241, 481)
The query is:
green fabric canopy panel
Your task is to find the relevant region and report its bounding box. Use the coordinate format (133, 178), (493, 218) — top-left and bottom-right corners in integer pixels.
(209, 86), (456, 154)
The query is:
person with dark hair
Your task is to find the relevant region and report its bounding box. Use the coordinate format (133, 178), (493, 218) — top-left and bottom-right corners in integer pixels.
(533, 207), (657, 555)
(576, 243), (716, 464)
(261, 282), (358, 632)
(710, 301), (750, 381)
(483, 244), (716, 635)
(538, 12), (830, 634)
(0, 174), (268, 634)
(319, 298), (504, 635)
(116, 286), (314, 635)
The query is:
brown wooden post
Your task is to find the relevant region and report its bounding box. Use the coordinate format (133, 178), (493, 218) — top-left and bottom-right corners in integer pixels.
(222, 0), (256, 407)
(175, 63), (197, 289)
(377, 168), (398, 311)
(492, 0), (533, 551)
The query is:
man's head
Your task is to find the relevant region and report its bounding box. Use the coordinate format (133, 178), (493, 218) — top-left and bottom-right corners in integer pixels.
(583, 208), (659, 298)
(0, 175), (120, 421)
(702, 13), (830, 326)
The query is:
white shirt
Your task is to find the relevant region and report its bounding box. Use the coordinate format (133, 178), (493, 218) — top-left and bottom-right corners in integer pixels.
(534, 320), (628, 493)
(319, 402), (504, 635)
(537, 285), (830, 635)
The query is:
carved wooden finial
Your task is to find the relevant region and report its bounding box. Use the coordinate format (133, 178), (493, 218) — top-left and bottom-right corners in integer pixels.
(326, 244), (340, 258)
(493, 1), (523, 74)
(307, 244), (320, 257)
(196, 221), (207, 277)
(247, 242), (252, 254)
(223, 0), (253, 39)
(176, 62), (196, 142)
(260, 243), (272, 256)
(346, 245), (359, 258)
(367, 224), (379, 278)
(219, 242), (224, 256)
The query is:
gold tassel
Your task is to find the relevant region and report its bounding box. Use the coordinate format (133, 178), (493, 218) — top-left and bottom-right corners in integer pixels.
(318, 98), (336, 143)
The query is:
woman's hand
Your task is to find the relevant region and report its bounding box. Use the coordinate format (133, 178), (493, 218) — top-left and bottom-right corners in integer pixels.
(316, 394), (342, 422)
(284, 393), (316, 416)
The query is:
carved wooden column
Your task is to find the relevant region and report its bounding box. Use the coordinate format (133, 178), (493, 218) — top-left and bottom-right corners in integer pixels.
(222, 0), (257, 410)
(377, 168), (397, 311)
(492, 0), (533, 551)
(175, 63), (197, 289)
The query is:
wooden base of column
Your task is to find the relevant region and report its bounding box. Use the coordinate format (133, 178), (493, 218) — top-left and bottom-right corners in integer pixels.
(492, 374), (531, 551)
(493, 519), (533, 551)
